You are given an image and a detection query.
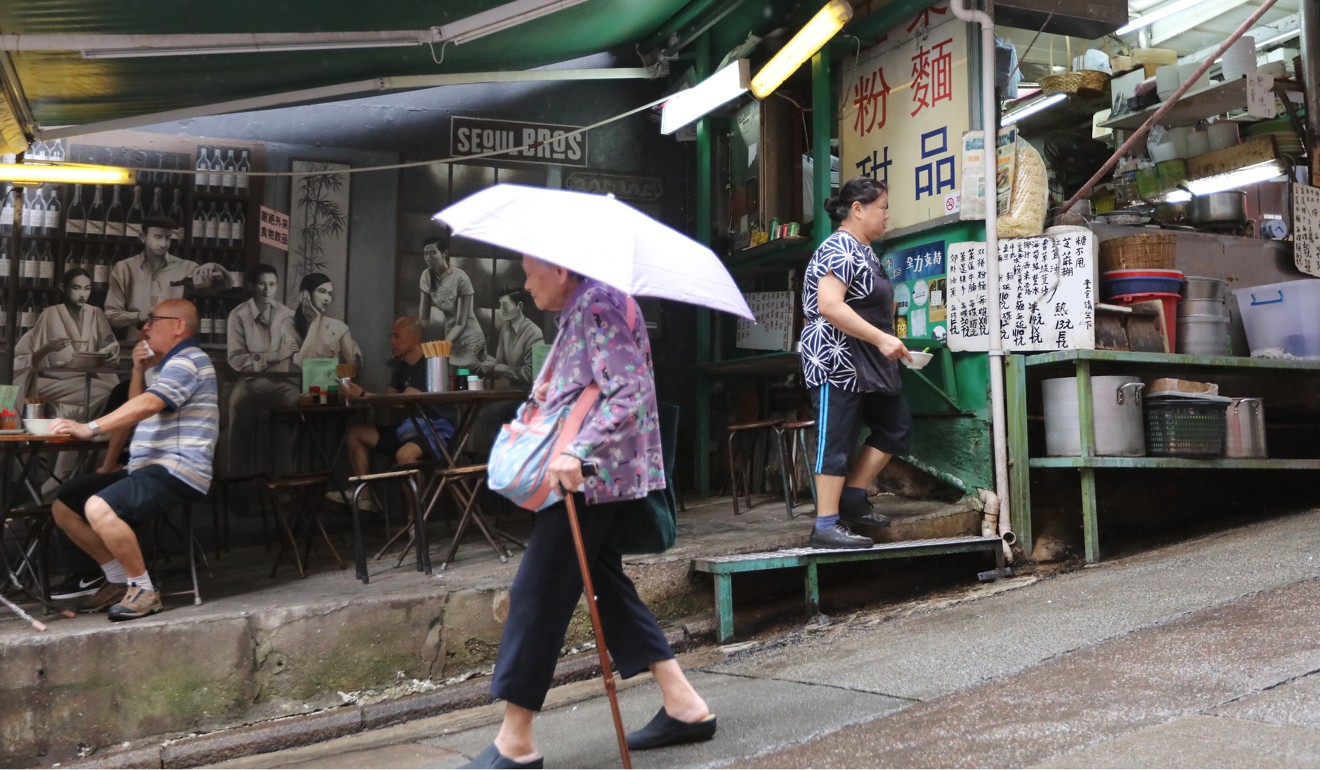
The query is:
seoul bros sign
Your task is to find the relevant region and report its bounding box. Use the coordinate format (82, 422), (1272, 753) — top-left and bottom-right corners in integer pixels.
(450, 116), (587, 167)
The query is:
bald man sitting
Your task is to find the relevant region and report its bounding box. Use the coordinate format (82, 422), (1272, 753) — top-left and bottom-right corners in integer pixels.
(49, 299), (219, 622)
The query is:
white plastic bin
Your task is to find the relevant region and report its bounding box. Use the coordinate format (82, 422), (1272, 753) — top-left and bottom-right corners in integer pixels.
(1234, 279), (1320, 358)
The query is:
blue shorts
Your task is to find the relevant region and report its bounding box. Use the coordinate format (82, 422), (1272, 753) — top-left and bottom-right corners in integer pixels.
(809, 383), (912, 477)
(56, 466), (203, 526)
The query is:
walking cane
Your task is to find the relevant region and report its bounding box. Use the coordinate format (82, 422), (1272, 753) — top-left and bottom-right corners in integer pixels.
(1, 593), (49, 632)
(563, 480), (633, 768)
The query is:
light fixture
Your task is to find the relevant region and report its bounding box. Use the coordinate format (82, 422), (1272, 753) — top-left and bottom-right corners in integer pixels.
(661, 60), (750, 135)
(750, 0), (852, 99)
(0, 30), (448, 60)
(1185, 159), (1285, 195)
(1114, 0), (1201, 36)
(1256, 29), (1301, 49)
(1001, 93), (1066, 126)
(440, 0), (590, 45)
(0, 162), (136, 185)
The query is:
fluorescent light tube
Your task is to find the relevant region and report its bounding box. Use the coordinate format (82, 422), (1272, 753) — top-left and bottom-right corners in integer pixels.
(441, 0), (590, 45)
(750, 0), (852, 99)
(661, 60), (750, 135)
(1115, 0), (1201, 36)
(1001, 93), (1066, 126)
(0, 162), (136, 185)
(1185, 160), (1285, 195)
(1256, 29), (1301, 49)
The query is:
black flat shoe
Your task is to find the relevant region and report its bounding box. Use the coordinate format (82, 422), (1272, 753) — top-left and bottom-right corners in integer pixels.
(459, 744), (544, 769)
(808, 522), (873, 549)
(626, 707), (718, 750)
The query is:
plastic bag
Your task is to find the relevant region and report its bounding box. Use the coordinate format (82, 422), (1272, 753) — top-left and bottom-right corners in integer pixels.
(998, 139), (1048, 238)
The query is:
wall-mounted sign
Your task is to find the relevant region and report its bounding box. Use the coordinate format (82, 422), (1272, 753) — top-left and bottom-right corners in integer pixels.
(882, 240), (947, 341)
(838, 2), (970, 232)
(1292, 183), (1320, 277)
(451, 116), (587, 167)
(259, 205), (290, 251)
(564, 171), (663, 202)
(736, 291), (794, 351)
(946, 231), (1096, 352)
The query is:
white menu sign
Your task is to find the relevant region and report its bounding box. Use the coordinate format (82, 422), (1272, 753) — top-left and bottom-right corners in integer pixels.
(736, 291), (794, 351)
(1293, 183), (1320, 277)
(947, 231), (1096, 352)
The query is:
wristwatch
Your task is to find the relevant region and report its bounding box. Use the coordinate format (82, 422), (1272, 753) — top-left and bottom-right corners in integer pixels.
(87, 420), (101, 436)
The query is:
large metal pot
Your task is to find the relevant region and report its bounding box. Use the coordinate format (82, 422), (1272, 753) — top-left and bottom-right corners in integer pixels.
(1225, 397), (1267, 458)
(1043, 376), (1146, 456)
(1189, 190), (1247, 229)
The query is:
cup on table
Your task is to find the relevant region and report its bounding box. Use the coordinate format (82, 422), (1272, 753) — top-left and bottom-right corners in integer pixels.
(339, 377), (353, 394)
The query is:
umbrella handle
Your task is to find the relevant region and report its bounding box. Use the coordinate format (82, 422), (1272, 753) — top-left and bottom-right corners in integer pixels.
(564, 493), (632, 769)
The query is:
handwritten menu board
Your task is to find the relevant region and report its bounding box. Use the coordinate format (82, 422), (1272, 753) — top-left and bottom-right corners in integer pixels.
(1293, 183), (1320, 277)
(947, 231), (1096, 352)
(736, 291), (794, 351)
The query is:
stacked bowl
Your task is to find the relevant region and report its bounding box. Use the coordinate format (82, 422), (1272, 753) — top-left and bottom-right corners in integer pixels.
(1179, 276), (1231, 356)
(1221, 37), (1256, 82)
(1102, 268), (1184, 352)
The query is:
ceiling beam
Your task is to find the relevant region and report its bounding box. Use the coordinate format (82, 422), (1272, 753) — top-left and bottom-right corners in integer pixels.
(34, 67), (657, 141)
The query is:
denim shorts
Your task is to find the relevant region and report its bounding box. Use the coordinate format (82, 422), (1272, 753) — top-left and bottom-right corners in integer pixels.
(57, 466), (203, 525)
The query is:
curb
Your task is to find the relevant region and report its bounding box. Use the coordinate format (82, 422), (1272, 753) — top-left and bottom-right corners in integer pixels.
(69, 628), (691, 768)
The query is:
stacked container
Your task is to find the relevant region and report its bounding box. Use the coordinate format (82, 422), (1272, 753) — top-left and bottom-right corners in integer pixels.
(1178, 276), (1231, 356)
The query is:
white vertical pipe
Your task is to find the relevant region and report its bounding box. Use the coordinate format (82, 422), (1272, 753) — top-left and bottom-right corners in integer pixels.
(948, 0), (1012, 560)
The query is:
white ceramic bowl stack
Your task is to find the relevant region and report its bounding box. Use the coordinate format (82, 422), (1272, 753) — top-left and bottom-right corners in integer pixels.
(1221, 36), (1256, 82)
(1155, 63), (1183, 101)
(1207, 121), (1240, 151)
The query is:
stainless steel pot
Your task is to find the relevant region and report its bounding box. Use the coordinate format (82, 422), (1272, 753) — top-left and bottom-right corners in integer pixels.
(1182, 275), (1229, 301)
(1225, 397), (1267, 458)
(1043, 376), (1146, 456)
(1189, 190), (1247, 229)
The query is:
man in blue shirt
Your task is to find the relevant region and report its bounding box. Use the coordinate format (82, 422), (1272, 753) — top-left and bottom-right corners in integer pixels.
(49, 298), (219, 622)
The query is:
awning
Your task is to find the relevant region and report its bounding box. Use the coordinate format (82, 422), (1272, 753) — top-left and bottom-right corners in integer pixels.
(0, 0), (793, 142)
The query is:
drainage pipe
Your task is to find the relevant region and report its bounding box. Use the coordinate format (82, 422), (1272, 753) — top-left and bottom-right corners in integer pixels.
(949, 0), (1013, 561)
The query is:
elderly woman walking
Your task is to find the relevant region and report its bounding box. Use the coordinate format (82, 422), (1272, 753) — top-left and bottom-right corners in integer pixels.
(462, 256), (715, 769)
(799, 176), (913, 550)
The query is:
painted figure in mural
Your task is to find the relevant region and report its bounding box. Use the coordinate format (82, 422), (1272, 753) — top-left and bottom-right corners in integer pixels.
(798, 176), (912, 550)
(13, 268), (120, 420)
(104, 216), (229, 343)
(293, 272), (362, 367)
(477, 286), (545, 387)
(225, 263), (301, 475)
(418, 230), (487, 369)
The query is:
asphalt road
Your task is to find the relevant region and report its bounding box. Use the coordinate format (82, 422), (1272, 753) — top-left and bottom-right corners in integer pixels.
(219, 507), (1320, 769)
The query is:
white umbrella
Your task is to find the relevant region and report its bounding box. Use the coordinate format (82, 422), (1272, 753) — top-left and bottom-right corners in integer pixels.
(434, 184), (754, 320)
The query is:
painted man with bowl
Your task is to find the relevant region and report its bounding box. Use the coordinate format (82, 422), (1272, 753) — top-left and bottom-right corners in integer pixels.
(46, 298), (218, 622)
(798, 176), (913, 550)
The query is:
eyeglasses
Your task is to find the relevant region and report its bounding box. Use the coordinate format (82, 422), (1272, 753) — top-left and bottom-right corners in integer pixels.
(144, 314), (182, 325)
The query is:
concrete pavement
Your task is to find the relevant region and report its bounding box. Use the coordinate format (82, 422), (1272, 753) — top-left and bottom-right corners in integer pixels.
(213, 506), (1320, 768)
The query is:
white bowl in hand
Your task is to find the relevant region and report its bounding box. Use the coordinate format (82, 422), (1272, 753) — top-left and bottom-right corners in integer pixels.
(902, 351), (934, 370)
(23, 419), (55, 435)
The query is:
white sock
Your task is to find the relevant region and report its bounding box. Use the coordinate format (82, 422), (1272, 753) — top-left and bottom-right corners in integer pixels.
(127, 572), (155, 593)
(100, 559), (128, 585)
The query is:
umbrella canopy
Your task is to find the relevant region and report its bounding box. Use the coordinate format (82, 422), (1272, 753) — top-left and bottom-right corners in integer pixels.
(434, 184), (754, 320)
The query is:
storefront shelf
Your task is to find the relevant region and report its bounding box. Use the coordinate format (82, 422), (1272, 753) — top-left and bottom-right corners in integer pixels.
(1029, 457), (1320, 470)
(1006, 350), (1320, 565)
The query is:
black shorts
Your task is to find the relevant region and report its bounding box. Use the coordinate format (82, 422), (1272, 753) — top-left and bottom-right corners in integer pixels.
(809, 383), (912, 477)
(56, 466), (203, 526)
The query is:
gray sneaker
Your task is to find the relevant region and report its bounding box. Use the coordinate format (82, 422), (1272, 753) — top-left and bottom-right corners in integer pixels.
(809, 522), (874, 549)
(108, 586), (162, 622)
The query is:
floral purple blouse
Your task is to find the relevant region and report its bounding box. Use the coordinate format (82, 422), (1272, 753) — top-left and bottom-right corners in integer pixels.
(538, 279), (665, 504)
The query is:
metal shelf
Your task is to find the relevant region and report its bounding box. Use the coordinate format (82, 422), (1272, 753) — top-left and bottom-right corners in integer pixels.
(1030, 457), (1320, 470)
(1099, 74), (1271, 130)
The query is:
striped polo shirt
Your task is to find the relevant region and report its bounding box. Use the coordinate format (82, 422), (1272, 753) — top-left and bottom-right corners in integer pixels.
(128, 338), (219, 493)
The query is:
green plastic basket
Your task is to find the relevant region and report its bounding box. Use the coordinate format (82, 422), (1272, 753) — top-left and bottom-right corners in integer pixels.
(1143, 398), (1226, 457)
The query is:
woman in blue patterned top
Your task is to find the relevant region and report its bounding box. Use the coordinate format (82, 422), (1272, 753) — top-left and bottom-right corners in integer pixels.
(799, 177), (913, 549)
